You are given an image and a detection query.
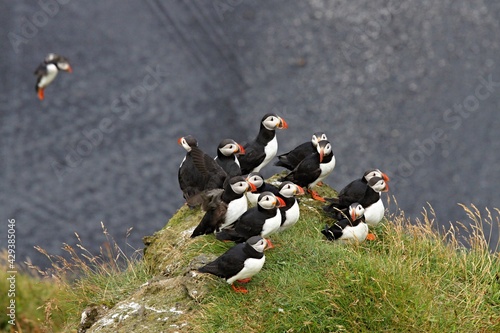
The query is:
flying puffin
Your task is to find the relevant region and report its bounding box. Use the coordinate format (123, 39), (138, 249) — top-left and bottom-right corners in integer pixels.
(215, 192), (285, 248)
(191, 176), (255, 238)
(325, 169), (390, 209)
(244, 172), (280, 206)
(321, 203), (369, 242)
(238, 113), (288, 175)
(198, 236), (267, 293)
(214, 139), (245, 177)
(178, 135), (227, 207)
(274, 132), (328, 170)
(34, 53), (72, 100)
(324, 177), (389, 227)
(276, 181), (305, 232)
(280, 140), (335, 202)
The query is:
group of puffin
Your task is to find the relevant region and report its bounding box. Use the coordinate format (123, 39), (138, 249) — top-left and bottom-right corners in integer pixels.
(178, 113), (390, 293)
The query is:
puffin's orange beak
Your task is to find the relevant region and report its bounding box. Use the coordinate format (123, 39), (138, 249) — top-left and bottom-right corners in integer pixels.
(279, 117), (288, 129)
(247, 182), (257, 192)
(351, 210), (357, 221)
(295, 185), (305, 195)
(382, 172), (390, 182)
(319, 148), (324, 163)
(238, 144), (245, 155)
(67, 65), (73, 73)
(276, 196), (286, 207)
(177, 137), (183, 145)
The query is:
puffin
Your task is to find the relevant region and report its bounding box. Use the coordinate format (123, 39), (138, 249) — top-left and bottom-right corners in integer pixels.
(238, 113), (288, 175)
(215, 192), (285, 248)
(214, 139), (245, 177)
(325, 169), (390, 209)
(274, 132), (328, 170)
(34, 53), (72, 100)
(178, 135), (227, 207)
(324, 177), (389, 227)
(244, 172), (280, 206)
(321, 203), (369, 242)
(198, 236), (267, 293)
(190, 176), (255, 238)
(276, 181), (305, 232)
(280, 140), (335, 202)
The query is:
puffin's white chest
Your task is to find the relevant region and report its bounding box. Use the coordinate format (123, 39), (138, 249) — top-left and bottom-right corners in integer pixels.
(364, 199), (385, 226)
(226, 256), (266, 284)
(278, 201), (300, 231)
(339, 222), (369, 242)
(310, 155), (336, 188)
(261, 209), (282, 238)
(221, 196), (248, 229)
(254, 135), (277, 172)
(38, 64), (59, 88)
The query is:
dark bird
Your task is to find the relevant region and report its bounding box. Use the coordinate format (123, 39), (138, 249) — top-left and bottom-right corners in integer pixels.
(238, 113), (288, 175)
(198, 236), (267, 293)
(214, 138), (245, 177)
(325, 169), (390, 209)
(244, 172), (280, 206)
(280, 140), (335, 202)
(321, 203), (369, 242)
(34, 53), (72, 100)
(274, 132), (328, 170)
(178, 135), (227, 207)
(324, 176), (389, 227)
(190, 176), (255, 238)
(276, 181), (305, 232)
(215, 192), (285, 248)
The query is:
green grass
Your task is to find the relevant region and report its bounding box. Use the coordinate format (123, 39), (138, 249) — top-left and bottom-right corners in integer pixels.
(181, 200), (500, 332)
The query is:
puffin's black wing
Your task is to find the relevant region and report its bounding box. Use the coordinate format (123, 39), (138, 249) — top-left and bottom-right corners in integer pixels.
(321, 219), (347, 240)
(190, 147), (227, 189)
(238, 143), (265, 175)
(275, 142), (314, 170)
(191, 200), (228, 238)
(281, 154), (321, 188)
(178, 154), (206, 206)
(337, 179), (367, 206)
(198, 243), (246, 279)
(34, 63), (48, 77)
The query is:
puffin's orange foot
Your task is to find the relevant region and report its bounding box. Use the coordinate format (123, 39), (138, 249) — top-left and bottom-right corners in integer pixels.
(231, 284), (248, 293)
(237, 278), (252, 284)
(308, 189), (326, 202)
(366, 233), (376, 241)
(317, 181), (324, 187)
(37, 88), (45, 100)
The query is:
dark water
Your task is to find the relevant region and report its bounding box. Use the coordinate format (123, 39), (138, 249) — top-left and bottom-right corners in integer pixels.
(2, 1), (499, 268)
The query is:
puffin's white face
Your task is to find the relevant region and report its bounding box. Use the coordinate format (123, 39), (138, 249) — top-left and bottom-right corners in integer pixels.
(370, 179), (389, 193)
(279, 182), (304, 198)
(231, 180), (250, 194)
(178, 137), (193, 152)
(312, 133), (327, 146)
(349, 203), (365, 221)
(257, 193), (279, 210)
(219, 141), (242, 156)
(317, 142), (332, 156)
(364, 169), (383, 182)
(262, 115), (287, 130)
(57, 61), (71, 72)
(246, 174), (264, 189)
(249, 237), (267, 252)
